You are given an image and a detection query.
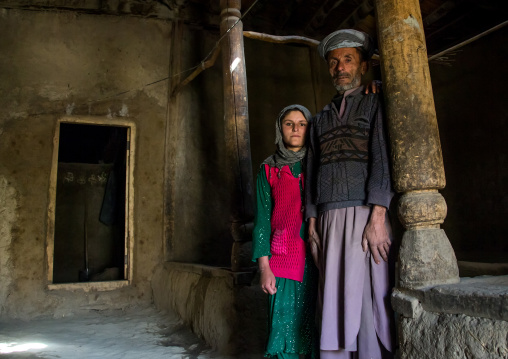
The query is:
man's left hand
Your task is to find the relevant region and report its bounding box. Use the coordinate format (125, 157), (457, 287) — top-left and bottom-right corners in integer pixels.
(362, 205), (391, 264)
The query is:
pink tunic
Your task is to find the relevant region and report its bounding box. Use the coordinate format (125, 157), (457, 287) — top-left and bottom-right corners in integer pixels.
(265, 164), (306, 282)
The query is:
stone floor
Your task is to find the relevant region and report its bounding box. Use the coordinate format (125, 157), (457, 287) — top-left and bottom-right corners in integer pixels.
(0, 306), (235, 359)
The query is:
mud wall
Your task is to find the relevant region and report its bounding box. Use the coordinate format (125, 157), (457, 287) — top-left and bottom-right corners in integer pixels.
(430, 27), (508, 263)
(0, 8), (173, 318)
(165, 27), (232, 266)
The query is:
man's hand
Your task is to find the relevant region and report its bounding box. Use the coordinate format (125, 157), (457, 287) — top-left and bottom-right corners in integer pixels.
(258, 256), (277, 295)
(308, 217), (321, 267)
(364, 80), (382, 94)
(362, 205), (391, 264)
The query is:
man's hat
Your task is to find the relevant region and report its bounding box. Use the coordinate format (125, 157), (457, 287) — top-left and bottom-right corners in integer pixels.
(318, 29), (374, 61)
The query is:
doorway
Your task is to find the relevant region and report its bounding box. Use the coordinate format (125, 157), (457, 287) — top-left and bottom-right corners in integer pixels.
(46, 117), (135, 287)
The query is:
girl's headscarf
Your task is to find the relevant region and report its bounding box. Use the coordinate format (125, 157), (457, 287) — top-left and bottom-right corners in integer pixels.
(261, 104), (313, 169)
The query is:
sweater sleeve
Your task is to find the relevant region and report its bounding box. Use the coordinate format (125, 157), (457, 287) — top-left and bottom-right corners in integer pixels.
(251, 165), (273, 261)
(366, 98), (394, 208)
(305, 116), (319, 219)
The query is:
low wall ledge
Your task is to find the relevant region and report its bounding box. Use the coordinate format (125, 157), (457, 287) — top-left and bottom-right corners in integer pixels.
(393, 275), (508, 322)
(161, 262), (256, 285)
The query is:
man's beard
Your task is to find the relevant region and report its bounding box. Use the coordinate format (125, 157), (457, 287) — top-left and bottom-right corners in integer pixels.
(332, 72), (362, 94)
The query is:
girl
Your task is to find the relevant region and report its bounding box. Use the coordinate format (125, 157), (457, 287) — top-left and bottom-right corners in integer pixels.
(252, 104), (318, 359)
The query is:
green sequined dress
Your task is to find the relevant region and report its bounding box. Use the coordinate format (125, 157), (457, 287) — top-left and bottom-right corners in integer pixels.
(252, 161), (318, 359)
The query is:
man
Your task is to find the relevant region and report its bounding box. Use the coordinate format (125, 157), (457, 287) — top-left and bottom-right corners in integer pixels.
(305, 29), (395, 359)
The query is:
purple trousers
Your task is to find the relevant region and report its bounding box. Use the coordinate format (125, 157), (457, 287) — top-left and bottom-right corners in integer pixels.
(318, 206), (394, 359)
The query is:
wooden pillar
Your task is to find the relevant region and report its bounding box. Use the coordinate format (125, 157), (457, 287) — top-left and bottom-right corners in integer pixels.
(163, 21), (183, 261)
(374, 0), (459, 289)
(220, 0), (255, 271)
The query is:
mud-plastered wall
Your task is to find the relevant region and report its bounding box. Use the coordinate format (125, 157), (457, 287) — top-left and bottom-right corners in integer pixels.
(0, 8), (171, 318)
(166, 27), (233, 266)
(430, 27), (508, 262)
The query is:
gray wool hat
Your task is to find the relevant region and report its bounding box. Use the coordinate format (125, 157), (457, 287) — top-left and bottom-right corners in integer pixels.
(317, 29), (374, 61)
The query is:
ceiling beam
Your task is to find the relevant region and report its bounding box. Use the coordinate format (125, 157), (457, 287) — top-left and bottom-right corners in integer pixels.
(337, 0), (375, 30)
(423, 0), (459, 27)
(304, 0), (347, 34)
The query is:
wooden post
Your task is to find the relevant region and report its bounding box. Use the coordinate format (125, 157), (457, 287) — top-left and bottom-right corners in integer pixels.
(163, 21), (183, 261)
(220, 0), (255, 271)
(374, 0), (459, 288)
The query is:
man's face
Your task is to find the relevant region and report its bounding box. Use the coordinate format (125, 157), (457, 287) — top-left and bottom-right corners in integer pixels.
(327, 47), (367, 93)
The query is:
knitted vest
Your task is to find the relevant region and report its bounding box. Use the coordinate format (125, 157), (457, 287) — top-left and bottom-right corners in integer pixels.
(265, 164), (306, 282)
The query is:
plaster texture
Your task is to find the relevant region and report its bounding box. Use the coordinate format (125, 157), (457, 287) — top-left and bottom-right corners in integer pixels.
(164, 27), (234, 267)
(0, 177), (17, 313)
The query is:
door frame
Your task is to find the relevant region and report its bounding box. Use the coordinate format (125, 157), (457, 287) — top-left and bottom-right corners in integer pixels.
(45, 116), (136, 291)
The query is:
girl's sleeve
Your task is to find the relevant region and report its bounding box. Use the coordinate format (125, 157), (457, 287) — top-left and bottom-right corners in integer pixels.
(252, 165), (272, 261)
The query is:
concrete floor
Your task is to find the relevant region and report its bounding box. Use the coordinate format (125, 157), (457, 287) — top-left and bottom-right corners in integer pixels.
(0, 305), (233, 359)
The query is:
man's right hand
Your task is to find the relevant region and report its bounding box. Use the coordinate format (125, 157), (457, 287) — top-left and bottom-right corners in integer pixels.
(308, 217), (321, 267)
(258, 256), (277, 295)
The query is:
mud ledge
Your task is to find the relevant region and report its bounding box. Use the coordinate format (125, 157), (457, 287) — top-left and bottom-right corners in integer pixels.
(151, 262), (266, 356)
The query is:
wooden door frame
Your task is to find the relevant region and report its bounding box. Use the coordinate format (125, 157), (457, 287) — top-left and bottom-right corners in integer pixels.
(45, 116), (136, 291)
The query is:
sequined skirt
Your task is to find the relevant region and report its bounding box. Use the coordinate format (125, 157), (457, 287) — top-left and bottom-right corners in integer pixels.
(265, 252), (318, 358)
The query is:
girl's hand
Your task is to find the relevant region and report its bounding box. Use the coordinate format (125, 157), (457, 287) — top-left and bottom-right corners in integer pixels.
(308, 217), (321, 267)
(364, 80), (382, 94)
(258, 256), (277, 295)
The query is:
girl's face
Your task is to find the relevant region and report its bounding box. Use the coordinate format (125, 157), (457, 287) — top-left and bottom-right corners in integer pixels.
(281, 110), (308, 152)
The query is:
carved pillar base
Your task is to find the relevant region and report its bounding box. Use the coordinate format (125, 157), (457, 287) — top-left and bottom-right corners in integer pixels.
(398, 190), (459, 289)
(399, 229), (459, 289)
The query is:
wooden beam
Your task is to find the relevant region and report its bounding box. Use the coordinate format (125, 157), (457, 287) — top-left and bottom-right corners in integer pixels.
(429, 19), (508, 61)
(244, 30), (380, 60)
(422, 0), (457, 27)
(337, 0), (374, 30)
(243, 31), (319, 46)
(304, 0), (347, 33)
(171, 45), (221, 97)
(163, 21), (183, 260)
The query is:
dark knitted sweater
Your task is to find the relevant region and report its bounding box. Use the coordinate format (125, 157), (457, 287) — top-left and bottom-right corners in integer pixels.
(305, 86), (393, 218)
